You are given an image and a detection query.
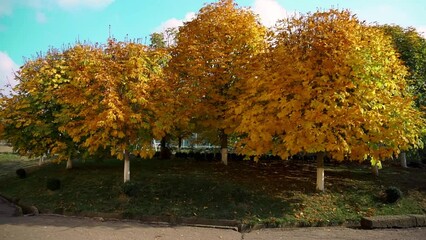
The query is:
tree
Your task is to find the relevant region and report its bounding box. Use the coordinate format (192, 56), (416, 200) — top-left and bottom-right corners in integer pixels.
(233, 9), (425, 191)
(379, 25), (426, 166)
(150, 32), (166, 49)
(0, 39), (172, 181)
(149, 32), (175, 160)
(167, 0), (267, 164)
(56, 40), (170, 182)
(379, 25), (426, 108)
(0, 49), (80, 169)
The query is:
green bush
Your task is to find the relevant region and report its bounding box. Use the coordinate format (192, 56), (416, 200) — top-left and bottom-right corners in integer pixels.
(16, 168), (27, 179)
(121, 181), (141, 197)
(385, 186), (403, 203)
(46, 178), (61, 191)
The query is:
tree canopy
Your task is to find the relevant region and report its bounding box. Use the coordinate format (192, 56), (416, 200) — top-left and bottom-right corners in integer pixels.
(166, 0), (267, 164)
(233, 9), (424, 162)
(0, 49), (78, 162)
(0, 40), (171, 181)
(379, 25), (426, 109)
(57, 40), (170, 160)
(1, 5), (425, 188)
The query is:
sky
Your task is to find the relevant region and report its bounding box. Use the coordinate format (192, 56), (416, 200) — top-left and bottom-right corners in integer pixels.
(1, 0), (426, 92)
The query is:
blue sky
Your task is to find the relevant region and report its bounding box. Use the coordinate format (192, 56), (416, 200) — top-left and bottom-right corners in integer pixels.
(1, 0), (426, 92)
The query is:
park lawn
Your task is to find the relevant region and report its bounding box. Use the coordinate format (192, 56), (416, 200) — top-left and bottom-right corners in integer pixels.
(0, 153), (39, 178)
(0, 154), (425, 226)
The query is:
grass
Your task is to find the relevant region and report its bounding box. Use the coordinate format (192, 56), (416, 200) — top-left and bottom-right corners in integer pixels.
(0, 153), (39, 178)
(0, 153), (425, 227)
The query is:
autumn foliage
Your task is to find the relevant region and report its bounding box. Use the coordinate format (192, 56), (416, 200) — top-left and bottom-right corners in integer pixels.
(232, 9), (424, 162)
(0, 40), (170, 180)
(0, 2), (425, 185)
(56, 40), (170, 160)
(0, 49), (78, 161)
(167, 0), (267, 164)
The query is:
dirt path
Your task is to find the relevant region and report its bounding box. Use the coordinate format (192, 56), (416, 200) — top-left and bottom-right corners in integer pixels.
(1, 197), (425, 240)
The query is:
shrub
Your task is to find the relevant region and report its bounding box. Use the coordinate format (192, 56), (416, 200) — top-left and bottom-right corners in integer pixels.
(15, 168), (26, 179)
(121, 181), (141, 197)
(385, 186), (403, 203)
(46, 178), (61, 191)
(175, 152), (189, 159)
(160, 147), (172, 160)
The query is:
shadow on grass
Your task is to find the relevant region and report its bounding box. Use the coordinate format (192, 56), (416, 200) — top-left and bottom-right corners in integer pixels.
(0, 155), (425, 226)
(122, 175), (291, 221)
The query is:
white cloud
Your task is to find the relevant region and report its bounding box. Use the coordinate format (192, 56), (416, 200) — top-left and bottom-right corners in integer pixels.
(56, 0), (115, 10)
(157, 18), (182, 32)
(417, 26), (426, 39)
(0, 0), (114, 17)
(0, 0), (114, 27)
(36, 11), (47, 23)
(0, 52), (18, 94)
(252, 0), (289, 27)
(155, 12), (196, 33)
(0, 0), (14, 16)
(0, 0), (44, 16)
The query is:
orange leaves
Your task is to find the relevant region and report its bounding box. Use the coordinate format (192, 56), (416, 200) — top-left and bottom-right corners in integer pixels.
(232, 8), (425, 162)
(2, 4), (424, 171)
(55, 40), (170, 159)
(167, 0), (267, 143)
(0, 39), (171, 163)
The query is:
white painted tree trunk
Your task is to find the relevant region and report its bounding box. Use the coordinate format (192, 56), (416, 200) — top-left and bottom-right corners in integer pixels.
(371, 164), (379, 176)
(221, 148), (228, 166)
(316, 152), (325, 192)
(123, 151), (130, 182)
(399, 152), (407, 168)
(219, 129), (228, 165)
(38, 155), (44, 166)
(66, 157), (73, 169)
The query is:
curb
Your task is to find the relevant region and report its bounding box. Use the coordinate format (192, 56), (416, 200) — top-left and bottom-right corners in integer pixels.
(76, 213), (241, 231)
(0, 194), (39, 216)
(3, 193), (425, 232)
(361, 215), (426, 229)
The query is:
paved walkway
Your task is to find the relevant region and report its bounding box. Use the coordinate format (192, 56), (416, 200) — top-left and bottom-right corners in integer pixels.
(1, 197), (425, 240)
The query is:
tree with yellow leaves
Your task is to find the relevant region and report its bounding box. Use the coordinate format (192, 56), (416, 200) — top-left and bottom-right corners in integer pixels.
(167, 0), (267, 165)
(379, 24), (426, 167)
(56, 40), (171, 182)
(0, 49), (79, 169)
(233, 9), (425, 191)
(0, 40), (170, 182)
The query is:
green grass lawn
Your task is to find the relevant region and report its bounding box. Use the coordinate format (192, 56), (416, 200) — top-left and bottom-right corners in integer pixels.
(0, 153), (39, 178)
(0, 153), (425, 226)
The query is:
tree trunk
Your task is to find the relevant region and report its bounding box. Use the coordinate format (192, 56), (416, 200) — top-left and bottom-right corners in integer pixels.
(219, 129), (228, 165)
(160, 135), (171, 159)
(178, 136), (182, 151)
(66, 157), (73, 169)
(399, 151), (407, 168)
(316, 152), (325, 192)
(38, 155), (45, 166)
(371, 164), (379, 177)
(123, 150), (130, 182)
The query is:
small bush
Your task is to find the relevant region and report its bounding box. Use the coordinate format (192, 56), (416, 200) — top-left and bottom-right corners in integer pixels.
(160, 147), (172, 160)
(121, 181), (141, 197)
(16, 168), (26, 179)
(46, 178), (61, 191)
(385, 186), (403, 203)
